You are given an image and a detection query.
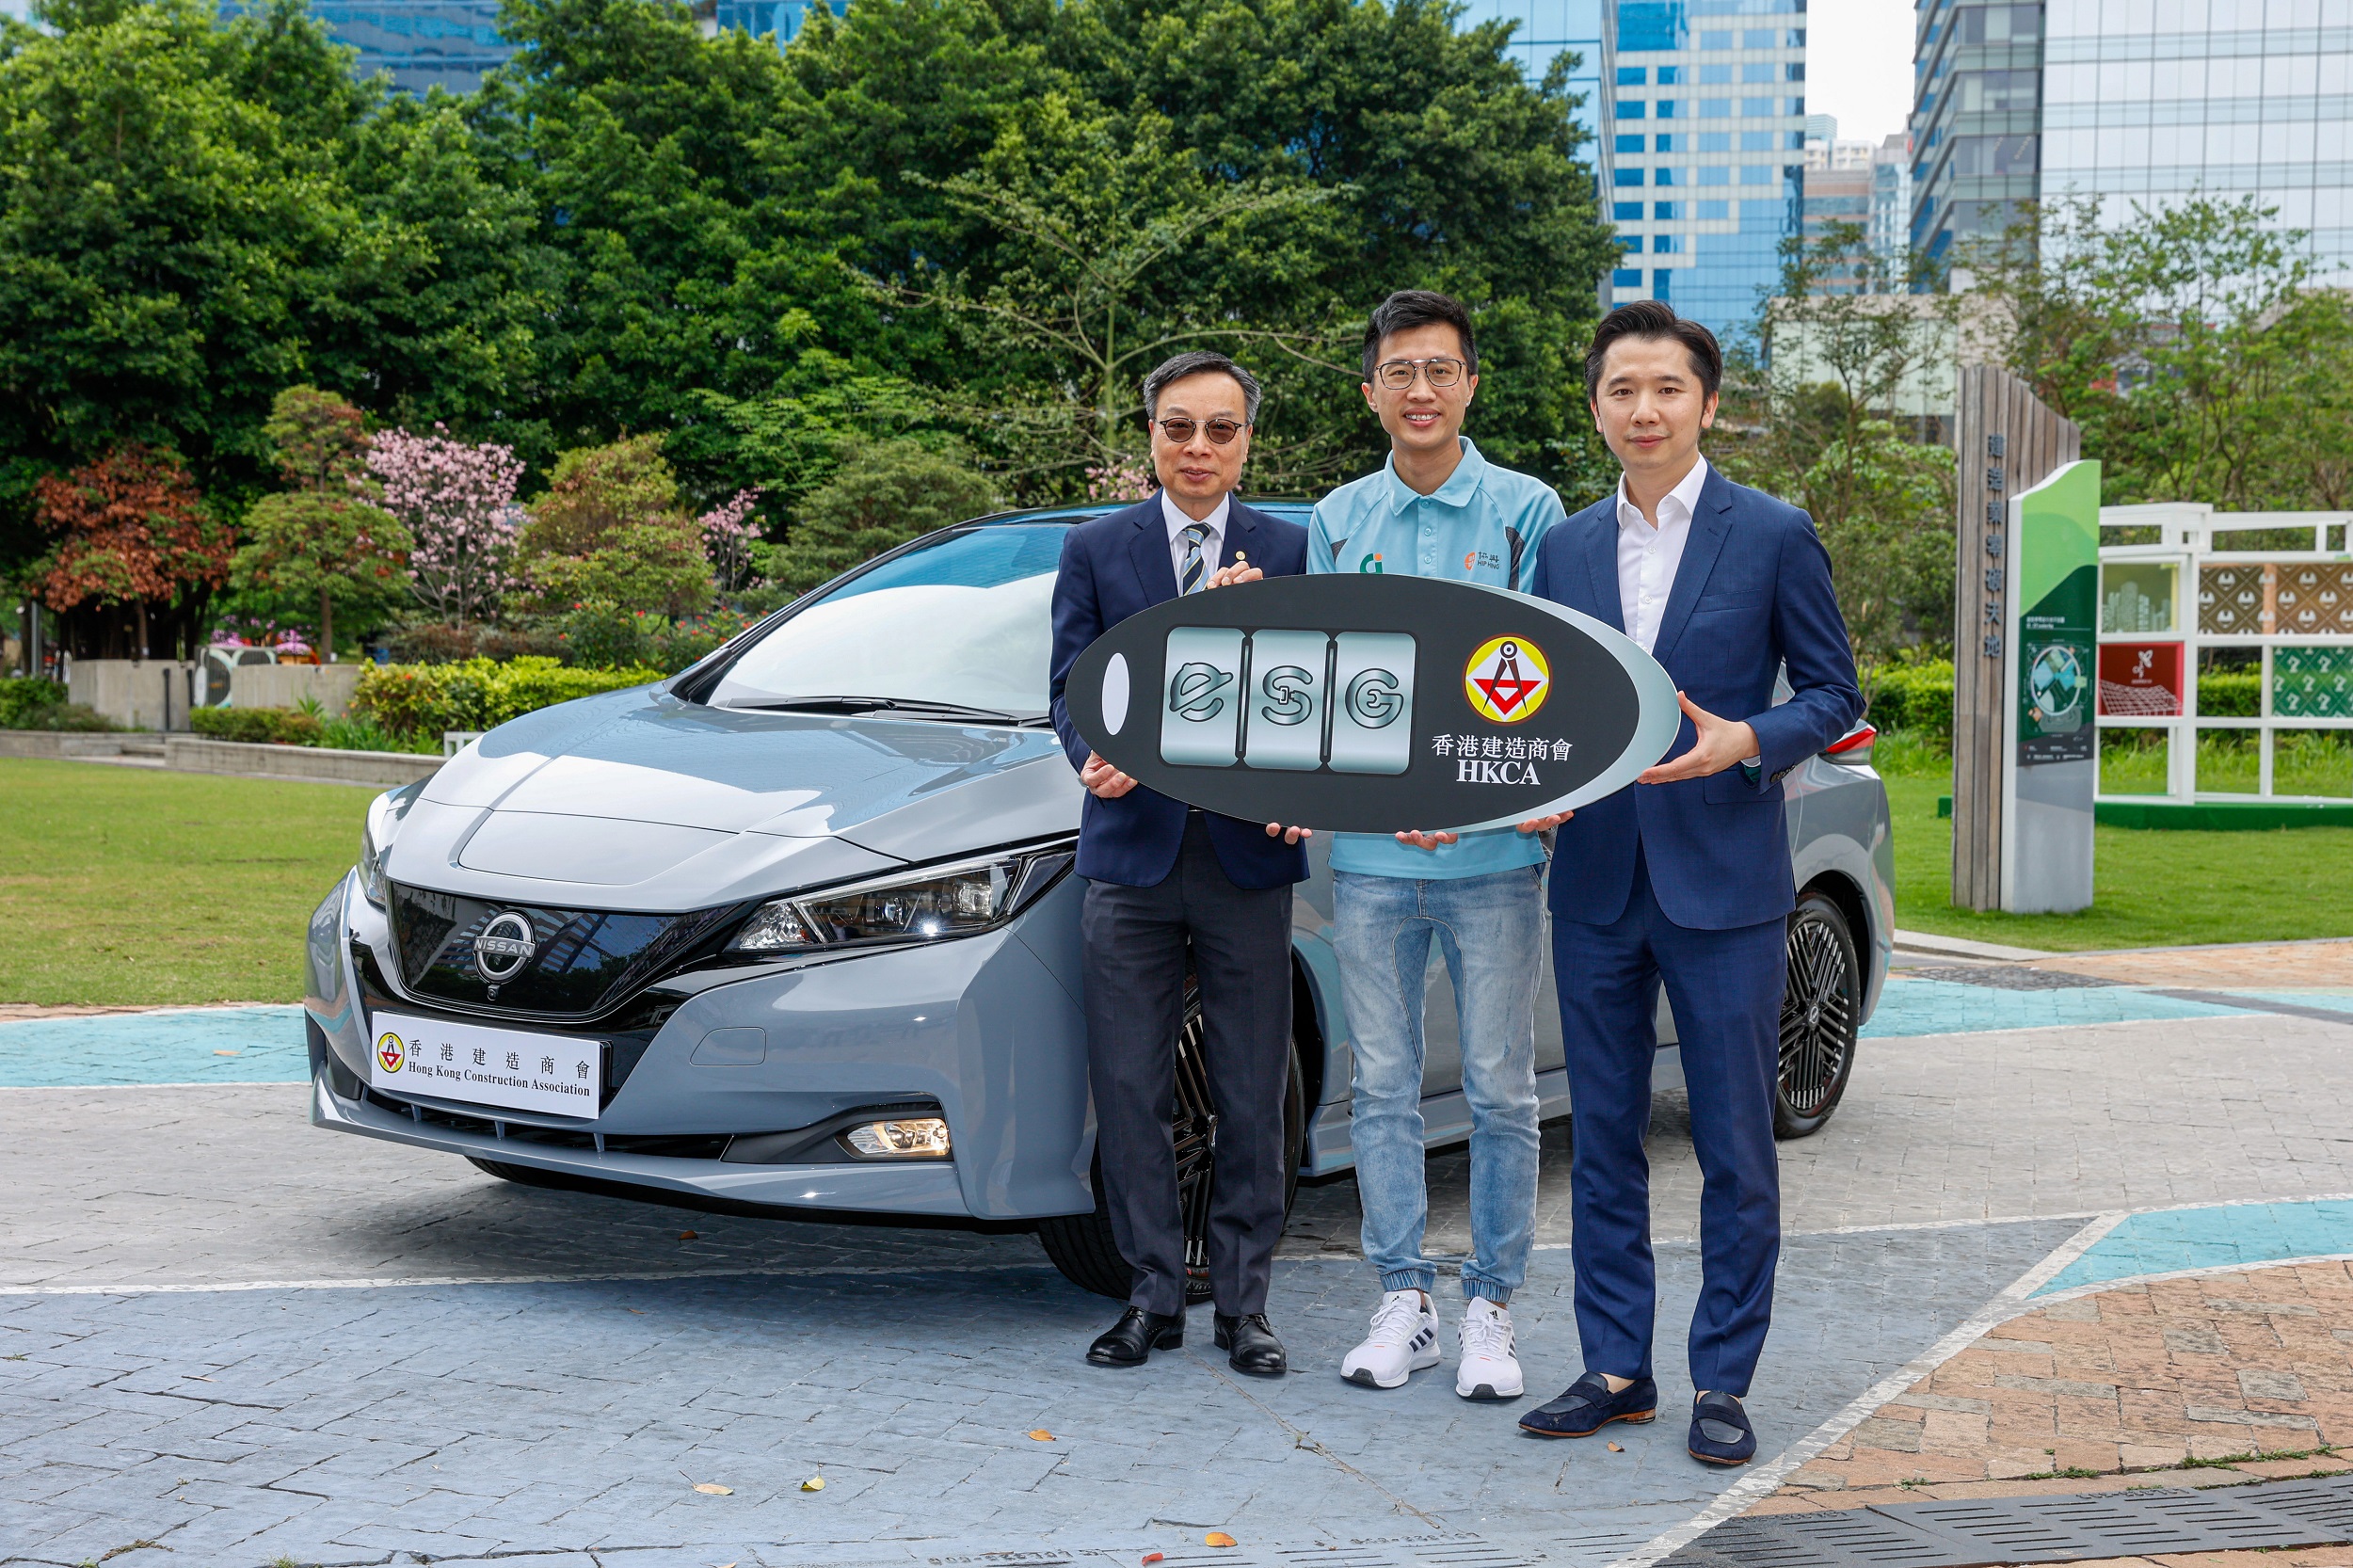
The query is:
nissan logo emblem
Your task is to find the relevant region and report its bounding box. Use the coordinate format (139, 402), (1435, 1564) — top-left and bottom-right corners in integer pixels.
(473, 911), (537, 984)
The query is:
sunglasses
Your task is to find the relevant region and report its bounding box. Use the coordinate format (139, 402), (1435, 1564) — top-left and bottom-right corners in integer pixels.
(1154, 416), (1249, 445)
(1374, 357), (1467, 391)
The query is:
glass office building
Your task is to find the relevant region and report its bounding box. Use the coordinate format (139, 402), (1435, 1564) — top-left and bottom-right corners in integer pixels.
(1458, 0), (1606, 144)
(712, 0), (844, 47)
(219, 0), (512, 95)
(1908, 0), (2042, 264)
(2041, 0), (2353, 284)
(1913, 2), (2349, 284)
(1599, 0), (1810, 344)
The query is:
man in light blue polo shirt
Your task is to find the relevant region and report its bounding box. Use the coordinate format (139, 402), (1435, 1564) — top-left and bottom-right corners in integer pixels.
(1310, 289), (1566, 1402)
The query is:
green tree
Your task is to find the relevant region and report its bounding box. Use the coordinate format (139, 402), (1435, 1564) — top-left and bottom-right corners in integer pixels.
(519, 433), (714, 614)
(0, 0), (372, 549)
(1715, 221), (1960, 662)
(881, 95), (1348, 488)
(228, 387), (413, 657)
(1961, 193), (2352, 511)
(761, 438), (998, 594)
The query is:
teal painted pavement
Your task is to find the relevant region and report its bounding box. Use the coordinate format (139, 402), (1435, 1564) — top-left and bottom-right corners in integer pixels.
(1861, 978), (2253, 1040)
(0, 1005), (309, 1087)
(2036, 1198), (2353, 1296)
(0, 977), (2290, 1086)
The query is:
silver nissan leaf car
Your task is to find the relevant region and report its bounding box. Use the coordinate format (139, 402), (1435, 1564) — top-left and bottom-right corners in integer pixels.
(305, 503), (1894, 1301)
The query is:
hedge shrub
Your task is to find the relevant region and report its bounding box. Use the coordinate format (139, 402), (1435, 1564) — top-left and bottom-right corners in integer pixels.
(1858, 662), (2265, 748)
(351, 656), (664, 741)
(1862, 661), (1954, 744)
(1, 676), (66, 728)
(190, 706), (323, 745)
(0, 677), (113, 731)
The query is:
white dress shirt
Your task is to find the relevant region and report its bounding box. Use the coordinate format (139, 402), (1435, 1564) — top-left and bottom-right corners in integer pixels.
(1614, 456), (1710, 654)
(1160, 488), (1230, 589)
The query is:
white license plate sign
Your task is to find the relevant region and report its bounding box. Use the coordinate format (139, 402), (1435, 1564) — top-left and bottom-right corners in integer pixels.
(368, 1010), (601, 1119)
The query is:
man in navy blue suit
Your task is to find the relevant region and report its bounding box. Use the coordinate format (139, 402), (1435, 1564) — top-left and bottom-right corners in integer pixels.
(1513, 302), (1862, 1464)
(1048, 350), (1312, 1377)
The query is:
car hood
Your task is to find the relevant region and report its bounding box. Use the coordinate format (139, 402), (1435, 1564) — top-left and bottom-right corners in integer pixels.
(385, 688), (1081, 909)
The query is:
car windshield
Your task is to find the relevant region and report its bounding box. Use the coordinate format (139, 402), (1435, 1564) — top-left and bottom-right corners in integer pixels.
(710, 524), (1075, 720)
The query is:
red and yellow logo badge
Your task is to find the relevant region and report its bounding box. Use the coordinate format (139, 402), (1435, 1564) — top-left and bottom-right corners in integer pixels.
(376, 1032), (407, 1074)
(1464, 636), (1551, 724)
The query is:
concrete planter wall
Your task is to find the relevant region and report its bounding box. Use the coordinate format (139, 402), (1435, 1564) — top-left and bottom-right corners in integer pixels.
(66, 659), (199, 729)
(163, 736), (442, 787)
(228, 663), (364, 716)
(0, 732), (145, 760)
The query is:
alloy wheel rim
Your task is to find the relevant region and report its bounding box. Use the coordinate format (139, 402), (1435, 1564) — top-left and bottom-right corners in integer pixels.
(1778, 914), (1854, 1117)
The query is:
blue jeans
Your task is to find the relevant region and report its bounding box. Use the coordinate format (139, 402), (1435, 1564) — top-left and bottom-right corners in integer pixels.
(1334, 864), (1545, 1304)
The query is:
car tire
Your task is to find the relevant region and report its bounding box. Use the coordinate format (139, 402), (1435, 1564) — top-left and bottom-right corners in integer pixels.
(1037, 977), (1307, 1304)
(1775, 888), (1861, 1139)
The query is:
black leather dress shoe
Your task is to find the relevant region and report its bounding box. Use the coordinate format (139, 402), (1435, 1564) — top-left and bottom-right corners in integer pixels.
(1214, 1313), (1289, 1376)
(1086, 1306), (1185, 1367)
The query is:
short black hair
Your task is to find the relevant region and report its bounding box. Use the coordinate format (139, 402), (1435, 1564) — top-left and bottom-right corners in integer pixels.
(1583, 300), (1722, 405)
(1141, 350), (1263, 424)
(1362, 290), (1479, 383)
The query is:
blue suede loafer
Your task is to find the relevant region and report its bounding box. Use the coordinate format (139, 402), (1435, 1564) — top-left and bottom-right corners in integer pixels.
(1518, 1370), (1659, 1438)
(1687, 1391), (1756, 1464)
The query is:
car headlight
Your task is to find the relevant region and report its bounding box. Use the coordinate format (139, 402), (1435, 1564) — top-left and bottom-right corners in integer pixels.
(358, 788), (407, 906)
(727, 841), (1074, 956)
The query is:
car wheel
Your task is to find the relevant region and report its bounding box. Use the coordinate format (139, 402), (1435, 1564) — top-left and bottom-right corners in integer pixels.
(1037, 977), (1307, 1304)
(1775, 889), (1860, 1139)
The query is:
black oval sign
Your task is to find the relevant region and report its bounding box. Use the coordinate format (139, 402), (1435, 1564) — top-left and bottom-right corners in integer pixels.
(1065, 574), (1680, 833)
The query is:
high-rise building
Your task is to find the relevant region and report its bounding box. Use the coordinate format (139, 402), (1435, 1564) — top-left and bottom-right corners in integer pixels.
(2041, 0), (2353, 282)
(1908, 1), (2041, 264)
(1598, 0), (1810, 344)
(1869, 132), (1913, 264)
(1911, 3), (2350, 283)
(219, 0), (510, 93)
(710, 0), (844, 48)
(1458, 0), (1606, 146)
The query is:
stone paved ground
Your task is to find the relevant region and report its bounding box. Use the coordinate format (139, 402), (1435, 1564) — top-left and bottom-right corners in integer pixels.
(1776, 1259), (2353, 1490)
(1734, 1259), (2353, 1568)
(6, 962), (2353, 1566)
(2022, 939), (2353, 990)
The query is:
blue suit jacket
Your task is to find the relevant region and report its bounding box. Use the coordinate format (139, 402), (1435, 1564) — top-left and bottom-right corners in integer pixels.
(1048, 498), (1312, 889)
(1527, 466), (1863, 931)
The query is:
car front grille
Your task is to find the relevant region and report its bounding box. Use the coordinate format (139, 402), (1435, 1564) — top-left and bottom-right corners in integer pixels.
(387, 884), (740, 1019)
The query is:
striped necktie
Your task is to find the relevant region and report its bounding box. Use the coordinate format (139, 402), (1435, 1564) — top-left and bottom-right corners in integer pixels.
(1179, 522), (1212, 595)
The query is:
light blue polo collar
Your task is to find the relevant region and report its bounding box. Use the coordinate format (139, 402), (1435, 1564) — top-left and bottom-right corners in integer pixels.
(1383, 436), (1488, 515)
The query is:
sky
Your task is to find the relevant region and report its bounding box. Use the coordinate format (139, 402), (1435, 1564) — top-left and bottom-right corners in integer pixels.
(1804, 0), (1919, 148)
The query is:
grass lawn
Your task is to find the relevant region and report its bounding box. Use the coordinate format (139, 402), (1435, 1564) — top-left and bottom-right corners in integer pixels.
(1882, 771), (2353, 952)
(0, 758), (370, 1006)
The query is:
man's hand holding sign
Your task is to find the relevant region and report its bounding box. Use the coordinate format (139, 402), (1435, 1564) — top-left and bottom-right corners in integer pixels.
(1075, 553), (1314, 846)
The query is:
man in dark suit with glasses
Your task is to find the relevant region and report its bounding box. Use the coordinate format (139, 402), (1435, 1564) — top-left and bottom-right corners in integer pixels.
(1047, 349), (1312, 1375)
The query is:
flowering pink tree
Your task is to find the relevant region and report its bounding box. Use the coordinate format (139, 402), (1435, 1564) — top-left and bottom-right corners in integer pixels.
(366, 426), (528, 627)
(1084, 460), (1156, 502)
(698, 488), (764, 594)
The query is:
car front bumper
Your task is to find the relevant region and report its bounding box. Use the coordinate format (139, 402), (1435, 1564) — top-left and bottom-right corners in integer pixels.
(305, 868), (1096, 1222)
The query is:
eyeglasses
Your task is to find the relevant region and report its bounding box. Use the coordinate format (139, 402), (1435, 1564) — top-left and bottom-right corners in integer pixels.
(1374, 357), (1467, 391)
(1154, 416), (1249, 445)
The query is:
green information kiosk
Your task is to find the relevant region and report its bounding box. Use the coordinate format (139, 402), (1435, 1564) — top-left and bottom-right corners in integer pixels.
(2003, 459), (2101, 912)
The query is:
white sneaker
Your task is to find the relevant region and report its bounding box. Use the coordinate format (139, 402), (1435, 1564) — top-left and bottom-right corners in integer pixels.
(1340, 1288), (1442, 1389)
(1455, 1296), (1525, 1400)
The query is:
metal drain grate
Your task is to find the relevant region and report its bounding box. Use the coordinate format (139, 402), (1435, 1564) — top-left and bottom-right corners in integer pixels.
(1661, 1474), (2353, 1566)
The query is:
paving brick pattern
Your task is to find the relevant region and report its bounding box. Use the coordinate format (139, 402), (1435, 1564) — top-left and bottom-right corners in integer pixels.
(2025, 940), (2353, 991)
(1785, 1261), (2353, 1490)
(0, 1224), (2076, 1568)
